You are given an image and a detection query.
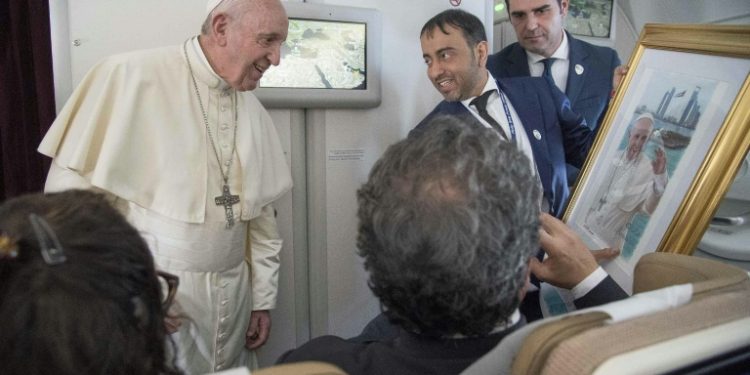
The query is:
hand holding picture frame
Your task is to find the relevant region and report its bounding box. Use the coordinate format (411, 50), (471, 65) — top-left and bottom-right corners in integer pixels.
(563, 24), (750, 294)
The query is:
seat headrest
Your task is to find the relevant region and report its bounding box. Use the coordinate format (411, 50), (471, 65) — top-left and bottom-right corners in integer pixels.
(538, 289), (750, 374)
(634, 252), (750, 296)
(462, 253), (750, 375)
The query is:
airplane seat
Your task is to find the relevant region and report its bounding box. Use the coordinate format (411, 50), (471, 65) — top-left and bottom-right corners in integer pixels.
(210, 362), (347, 375)
(462, 252), (750, 375)
(253, 362), (347, 375)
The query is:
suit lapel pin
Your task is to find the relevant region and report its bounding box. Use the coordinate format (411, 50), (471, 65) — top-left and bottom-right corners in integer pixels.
(533, 129), (542, 140)
(575, 64), (584, 75)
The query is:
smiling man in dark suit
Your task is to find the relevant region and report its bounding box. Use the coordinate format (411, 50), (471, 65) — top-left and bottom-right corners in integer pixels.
(414, 8), (624, 321)
(415, 8), (591, 217)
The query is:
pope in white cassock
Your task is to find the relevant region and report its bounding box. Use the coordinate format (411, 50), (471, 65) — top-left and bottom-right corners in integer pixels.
(585, 112), (668, 251)
(37, 0), (291, 373)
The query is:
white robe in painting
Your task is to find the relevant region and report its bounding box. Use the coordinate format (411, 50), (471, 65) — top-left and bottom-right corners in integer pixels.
(38, 36), (292, 374)
(584, 151), (667, 250)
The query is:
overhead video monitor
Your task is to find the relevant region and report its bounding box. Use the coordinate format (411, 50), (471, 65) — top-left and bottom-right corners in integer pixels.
(254, 2), (381, 108)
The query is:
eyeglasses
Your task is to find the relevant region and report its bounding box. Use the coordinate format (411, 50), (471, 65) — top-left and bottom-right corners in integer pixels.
(156, 271), (179, 309)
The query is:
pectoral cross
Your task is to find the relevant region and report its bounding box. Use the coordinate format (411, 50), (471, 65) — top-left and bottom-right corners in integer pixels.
(215, 184), (240, 228)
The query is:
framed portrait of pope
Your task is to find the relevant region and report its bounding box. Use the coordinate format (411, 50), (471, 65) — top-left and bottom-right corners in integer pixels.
(563, 24), (750, 294)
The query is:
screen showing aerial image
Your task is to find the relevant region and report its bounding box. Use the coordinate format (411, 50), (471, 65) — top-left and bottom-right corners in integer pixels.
(259, 19), (366, 89)
(567, 0), (613, 38)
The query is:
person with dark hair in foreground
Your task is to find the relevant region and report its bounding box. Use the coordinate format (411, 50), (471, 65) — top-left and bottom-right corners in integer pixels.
(0, 190), (181, 375)
(277, 117), (623, 374)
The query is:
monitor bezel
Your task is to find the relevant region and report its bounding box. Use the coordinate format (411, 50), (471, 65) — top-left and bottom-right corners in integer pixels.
(254, 2), (381, 109)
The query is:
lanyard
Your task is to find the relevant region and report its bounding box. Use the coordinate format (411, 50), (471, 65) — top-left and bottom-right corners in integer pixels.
(497, 89), (517, 143)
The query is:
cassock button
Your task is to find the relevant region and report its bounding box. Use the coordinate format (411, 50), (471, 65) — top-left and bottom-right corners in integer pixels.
(533, 130), (542, 140)
(575, 64), (584, 75)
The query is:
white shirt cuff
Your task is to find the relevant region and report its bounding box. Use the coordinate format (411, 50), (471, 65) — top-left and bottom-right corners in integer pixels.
(571, 266), (608, 300)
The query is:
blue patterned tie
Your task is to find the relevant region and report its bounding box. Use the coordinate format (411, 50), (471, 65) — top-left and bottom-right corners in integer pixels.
(541, 58), (555, 85)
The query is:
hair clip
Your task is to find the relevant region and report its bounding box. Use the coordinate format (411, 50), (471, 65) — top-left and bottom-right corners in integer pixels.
(131, 296), (148, 329)
(0, 233), (19, 259)
(28, 214), (67, 265)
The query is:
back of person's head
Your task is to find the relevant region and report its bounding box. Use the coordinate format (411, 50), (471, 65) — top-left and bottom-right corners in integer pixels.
(357, 117), (540, 338)
(420, 9), (488, 47)
(0, 190), (180, 375)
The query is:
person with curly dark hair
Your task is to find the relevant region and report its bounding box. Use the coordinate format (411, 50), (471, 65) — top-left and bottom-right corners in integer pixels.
(277, 116), (613, 374)
(356, 117), (539, 339)
(0, 189), (181, 375)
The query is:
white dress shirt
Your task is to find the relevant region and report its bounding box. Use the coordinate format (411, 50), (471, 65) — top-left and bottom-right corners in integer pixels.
(461, 73), (537, 178)
(526, 32), (570, 93)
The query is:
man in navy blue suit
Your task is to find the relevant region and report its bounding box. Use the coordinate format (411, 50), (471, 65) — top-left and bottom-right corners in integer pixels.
(415, 8), (591, 218)
(488, 0), (621, 182)
(414, 8), (623, 321)
(490, 0), (620, 130)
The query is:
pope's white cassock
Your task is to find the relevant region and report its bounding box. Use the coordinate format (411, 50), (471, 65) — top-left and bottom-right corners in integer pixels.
(38, 36), (292, 374)
(585, 151), (667, 251)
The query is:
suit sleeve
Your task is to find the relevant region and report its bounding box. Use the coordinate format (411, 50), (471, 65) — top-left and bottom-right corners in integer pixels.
(594, 49), (623, 128)
(573, 275), (628, 309)
(409, 117), (430, 139)
(276, 335), (360, 370)
(547, 80), (596, 168)
(247, 204), (282, 310)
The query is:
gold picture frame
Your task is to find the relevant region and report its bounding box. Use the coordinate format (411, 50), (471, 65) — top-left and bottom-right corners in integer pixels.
(563, 24), (750, 293)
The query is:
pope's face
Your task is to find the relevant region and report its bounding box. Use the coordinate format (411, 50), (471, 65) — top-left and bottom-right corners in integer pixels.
(421, 25), (488, 102)
(222, 0), (288, 91)
(508, 0), (568, 58)
(626, 118), (652, 160)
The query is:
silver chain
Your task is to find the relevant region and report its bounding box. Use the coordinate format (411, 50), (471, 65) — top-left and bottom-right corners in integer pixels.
(183, 39), (238, 186)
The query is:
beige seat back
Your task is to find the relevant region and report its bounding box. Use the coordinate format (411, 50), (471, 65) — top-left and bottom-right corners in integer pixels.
(462, 253), (750, 375)
(511, 253), (750, 375)
(253, 362), (347, 375)
(209, 362), (347, 375)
